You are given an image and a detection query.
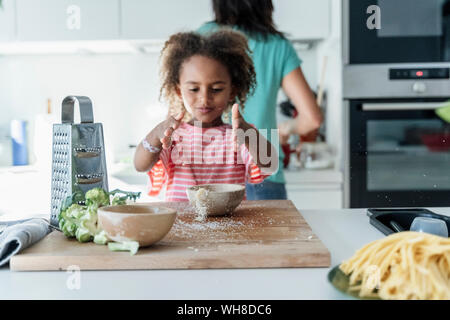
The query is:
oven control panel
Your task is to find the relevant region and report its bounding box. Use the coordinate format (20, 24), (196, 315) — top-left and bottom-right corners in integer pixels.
(389, 68), (449, 80)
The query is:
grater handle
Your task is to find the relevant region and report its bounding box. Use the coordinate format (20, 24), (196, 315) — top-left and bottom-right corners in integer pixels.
(61, 96), (94, 124)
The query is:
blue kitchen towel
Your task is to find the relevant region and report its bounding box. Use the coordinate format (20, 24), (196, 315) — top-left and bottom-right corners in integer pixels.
(0, 218), (51, 267)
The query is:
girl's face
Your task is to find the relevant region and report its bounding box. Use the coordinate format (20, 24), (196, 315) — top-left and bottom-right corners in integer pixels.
(177, 55), (235, 126)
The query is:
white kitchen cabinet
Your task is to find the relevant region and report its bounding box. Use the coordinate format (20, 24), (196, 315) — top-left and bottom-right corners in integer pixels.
(121, 0), (214, 40)
(16, 0), (120, 41)
(0, 0), (16, 42)
(273, 0), (330, 40)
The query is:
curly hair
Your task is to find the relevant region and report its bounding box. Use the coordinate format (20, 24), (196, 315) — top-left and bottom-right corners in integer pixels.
(159, 29), (256, 122)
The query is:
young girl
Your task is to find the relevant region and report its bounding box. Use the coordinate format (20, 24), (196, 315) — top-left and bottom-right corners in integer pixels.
(134, 30), (278, 201)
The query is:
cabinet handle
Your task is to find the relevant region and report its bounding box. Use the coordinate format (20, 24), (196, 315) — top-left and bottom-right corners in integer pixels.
(362, 102), (447, 111)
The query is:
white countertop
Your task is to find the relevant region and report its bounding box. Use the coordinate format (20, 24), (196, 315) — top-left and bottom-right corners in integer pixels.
(1, 206), (448, 300)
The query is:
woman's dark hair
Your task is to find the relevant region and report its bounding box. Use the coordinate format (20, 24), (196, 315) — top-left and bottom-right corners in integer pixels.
(159, 30), (256, 121)
(212, 0), (285, 39)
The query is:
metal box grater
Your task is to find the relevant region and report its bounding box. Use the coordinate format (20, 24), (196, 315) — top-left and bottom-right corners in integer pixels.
(50, 96), (108, 227)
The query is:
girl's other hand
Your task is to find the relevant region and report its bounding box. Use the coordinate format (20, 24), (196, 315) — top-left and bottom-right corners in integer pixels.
(231, 103), (250, 151)
(160, 111), (185, 149)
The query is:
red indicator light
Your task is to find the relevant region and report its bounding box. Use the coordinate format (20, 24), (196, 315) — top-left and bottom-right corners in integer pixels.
(416, 71), (423, 77)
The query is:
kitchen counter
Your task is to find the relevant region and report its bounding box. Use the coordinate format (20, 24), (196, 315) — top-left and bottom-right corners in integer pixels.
(1, 206), (449, 300)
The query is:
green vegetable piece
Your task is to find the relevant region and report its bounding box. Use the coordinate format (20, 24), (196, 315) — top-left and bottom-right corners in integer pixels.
(85, 188), (110, 207)
(93, 230), (110, 245)
(65, 204), (86, 220)
(75, 227), (93, 243)
(108, 241), (139, 255)
(58, 217), (66, 230)
(61, 220), (77, 238)
(111, 195), (126, 206)
(79, 205), (98, 234)
(109, 189), (141, 204)
(60, 191), (84, 214)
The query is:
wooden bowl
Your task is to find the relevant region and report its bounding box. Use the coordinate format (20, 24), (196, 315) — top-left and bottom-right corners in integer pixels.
(186, 184), (245, 217)
(97, 205), (176, 247)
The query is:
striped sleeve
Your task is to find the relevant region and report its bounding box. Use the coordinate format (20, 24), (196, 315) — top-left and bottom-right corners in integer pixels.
(147, 147), (170, 196)
(240, 145), (271, 184)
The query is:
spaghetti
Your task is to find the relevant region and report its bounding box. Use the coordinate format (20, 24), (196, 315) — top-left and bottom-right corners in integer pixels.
(339, 231), (450, 300)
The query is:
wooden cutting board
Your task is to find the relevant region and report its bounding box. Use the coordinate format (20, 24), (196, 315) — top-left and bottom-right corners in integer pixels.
(10, 200), (330, 271)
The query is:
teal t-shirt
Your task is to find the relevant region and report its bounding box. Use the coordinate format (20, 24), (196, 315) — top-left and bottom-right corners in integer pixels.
(197, 22), (302, 184)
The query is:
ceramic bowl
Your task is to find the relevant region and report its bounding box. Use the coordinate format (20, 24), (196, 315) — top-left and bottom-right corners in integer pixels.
(186, 184), (245, 217)
(97, 205), (177, 247)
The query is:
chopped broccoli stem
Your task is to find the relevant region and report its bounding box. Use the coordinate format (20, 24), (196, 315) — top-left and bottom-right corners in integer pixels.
(108, 241), (139, 255)
(93, 230), (110, 245)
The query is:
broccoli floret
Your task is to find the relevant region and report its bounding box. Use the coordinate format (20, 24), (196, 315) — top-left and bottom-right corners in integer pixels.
(59, 204), (86, 238)
(60, 218), (77, 238)
(79, 205), (98, 233)
(58, 203), (95, 241)
(65, 203), (86, 220)
(85, 188), (110, 207)
(108, 241), (139, 255)
(75, 227), (93, 243)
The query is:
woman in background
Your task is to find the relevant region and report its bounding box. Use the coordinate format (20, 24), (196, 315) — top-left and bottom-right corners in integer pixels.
(197, 0), (323, 200)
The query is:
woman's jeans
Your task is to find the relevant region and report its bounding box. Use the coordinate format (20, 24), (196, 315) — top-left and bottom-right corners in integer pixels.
(245, 180), (287, 200)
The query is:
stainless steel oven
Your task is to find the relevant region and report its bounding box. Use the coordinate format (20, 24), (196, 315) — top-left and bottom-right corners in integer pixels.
(346, 98), (450, 208)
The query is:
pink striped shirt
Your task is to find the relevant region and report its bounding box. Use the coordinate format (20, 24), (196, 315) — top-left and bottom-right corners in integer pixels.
(147, 123), (269, 201)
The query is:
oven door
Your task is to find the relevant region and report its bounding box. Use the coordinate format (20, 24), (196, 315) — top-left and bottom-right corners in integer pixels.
(349, 98), (450, 208)
(348, 0), (450, 64)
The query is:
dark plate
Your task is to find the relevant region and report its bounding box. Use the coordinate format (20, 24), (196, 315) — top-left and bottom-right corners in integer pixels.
(367, 208), (450, 237)
(327, 265), (380, 300)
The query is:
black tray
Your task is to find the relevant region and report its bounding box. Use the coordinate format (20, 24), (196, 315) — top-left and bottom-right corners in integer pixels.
(367, 208), (450, 237)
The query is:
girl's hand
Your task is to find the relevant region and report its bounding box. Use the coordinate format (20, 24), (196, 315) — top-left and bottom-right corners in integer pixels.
(231, 103), (251, 151)
(158, 111), (185, 149)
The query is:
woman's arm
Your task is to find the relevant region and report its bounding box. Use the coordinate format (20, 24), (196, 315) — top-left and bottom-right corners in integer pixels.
(280, 67), (323, 137)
